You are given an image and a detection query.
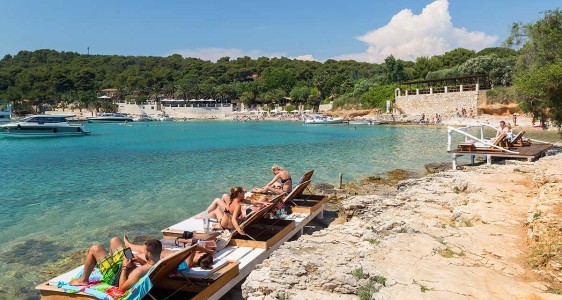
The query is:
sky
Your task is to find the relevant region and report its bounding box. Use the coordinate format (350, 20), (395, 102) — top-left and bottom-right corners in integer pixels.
(0, 0), (557, 63)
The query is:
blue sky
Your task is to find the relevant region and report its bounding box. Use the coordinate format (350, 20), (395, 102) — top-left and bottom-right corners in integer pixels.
(0, 0), (557, 62)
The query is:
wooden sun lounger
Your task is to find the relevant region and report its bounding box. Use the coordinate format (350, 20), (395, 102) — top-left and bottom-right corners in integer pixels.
(280, 180), (329, 214)
(299, 169), (314, 184)
(510, 130), (532, 147)
(36, 246), (196, 300)
(231, 202), (276, 240)
(152, 245), (239, 300)
(473, 133), (508, 152)
(296, 169), (314, 197)
(459, 133), (509, 152)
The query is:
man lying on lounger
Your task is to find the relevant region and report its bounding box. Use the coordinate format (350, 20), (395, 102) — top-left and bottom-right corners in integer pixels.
(69, 237), (162, 292)
(123, 235), (215, 270)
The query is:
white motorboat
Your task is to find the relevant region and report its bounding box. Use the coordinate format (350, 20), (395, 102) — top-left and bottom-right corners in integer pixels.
(0, 103), (13, 122)
(156, 113), (173, 121)
(87, 113), (133, 123)
(303, 114), (344, 124)
(349, 120), (380, 126)
(0, 114), (90, 137)
(134, 112), (156, 122)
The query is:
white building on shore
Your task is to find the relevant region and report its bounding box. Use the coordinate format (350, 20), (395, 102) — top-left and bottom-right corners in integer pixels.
(116, 99), (235, 119)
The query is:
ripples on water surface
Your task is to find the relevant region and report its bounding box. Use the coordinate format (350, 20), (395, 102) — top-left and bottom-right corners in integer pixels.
(0, 121), (558, 298)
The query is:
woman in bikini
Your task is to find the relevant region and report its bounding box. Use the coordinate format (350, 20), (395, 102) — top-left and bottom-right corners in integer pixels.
(199, 186), (247, 235)
(252, 164), (292, 195)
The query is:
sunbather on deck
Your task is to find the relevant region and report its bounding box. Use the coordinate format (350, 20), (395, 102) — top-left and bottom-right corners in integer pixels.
(506, 123), (514, 141)
(496, 121), (509, 138)
(69, 237), (162, 292)
(199, 186), (248, 235)
(252, 164), (293, 195)
(124, 236), (214, 270)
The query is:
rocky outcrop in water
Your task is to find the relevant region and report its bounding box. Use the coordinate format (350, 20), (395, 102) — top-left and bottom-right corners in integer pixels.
(242, 146), (562, 299)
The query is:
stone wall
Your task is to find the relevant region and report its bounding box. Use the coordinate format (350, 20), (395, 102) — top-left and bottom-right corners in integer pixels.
(319, 101), (333, 112)
(117, 102), (233, 119)
(395, 91), (478, 117)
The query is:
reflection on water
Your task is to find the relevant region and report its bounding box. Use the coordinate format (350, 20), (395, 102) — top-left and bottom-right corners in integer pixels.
(0, 121), (559, 299)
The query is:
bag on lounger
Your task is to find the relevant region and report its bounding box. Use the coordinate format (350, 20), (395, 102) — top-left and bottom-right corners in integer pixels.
(215, 230), (232, 251)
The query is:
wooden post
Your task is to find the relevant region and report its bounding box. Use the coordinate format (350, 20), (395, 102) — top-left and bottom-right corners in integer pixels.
(452, 154), (457, 170)
(338, 173), (343, 189)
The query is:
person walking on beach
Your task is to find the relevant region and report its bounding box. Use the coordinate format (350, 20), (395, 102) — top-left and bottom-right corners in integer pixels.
(69, 237), (162, 292)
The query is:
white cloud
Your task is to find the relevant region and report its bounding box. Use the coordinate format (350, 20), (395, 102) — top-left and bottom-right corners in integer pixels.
(168, 47), (316, 62)
(293, 54), (317, 61)
(335, 0), (498, 63)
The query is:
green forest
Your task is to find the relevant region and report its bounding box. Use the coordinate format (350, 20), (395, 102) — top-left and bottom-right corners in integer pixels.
(0, 47), (516, 114)
(0, 9), (560, 128)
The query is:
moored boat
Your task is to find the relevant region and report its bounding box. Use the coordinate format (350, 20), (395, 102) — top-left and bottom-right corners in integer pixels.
(134, 112), (156, 122)
(0, 114), (90, 137)
(302, 114), (343, 124)
(349, 120), (380, 125)
(157, 112), (173, 121)
(87, 112), (133, 123)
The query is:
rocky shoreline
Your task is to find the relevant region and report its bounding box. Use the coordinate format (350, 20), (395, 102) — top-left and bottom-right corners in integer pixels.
(242, 144), (562, 299)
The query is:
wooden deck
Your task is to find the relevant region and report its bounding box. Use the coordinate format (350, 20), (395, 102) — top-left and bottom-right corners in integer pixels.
(37, 199), (326, 300)
(448, 143), (553, 169)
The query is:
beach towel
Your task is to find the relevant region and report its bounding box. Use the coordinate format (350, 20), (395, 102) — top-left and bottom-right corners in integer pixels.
(57, 265), (155, 300)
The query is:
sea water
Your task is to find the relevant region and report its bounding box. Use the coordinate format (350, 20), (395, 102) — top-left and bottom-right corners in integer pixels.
(0, 121), (556, 299)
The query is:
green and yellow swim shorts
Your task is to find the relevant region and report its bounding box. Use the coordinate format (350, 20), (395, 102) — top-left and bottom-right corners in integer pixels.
(97, 247), (126, 286)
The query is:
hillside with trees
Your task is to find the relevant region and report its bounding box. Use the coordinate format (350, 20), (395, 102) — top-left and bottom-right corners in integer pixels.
(0, 45), (521, 115)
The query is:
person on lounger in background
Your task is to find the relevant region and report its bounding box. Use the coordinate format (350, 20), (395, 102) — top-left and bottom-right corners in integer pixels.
(252, 164), (293, 195)
(495, 121), (509, 138)
(69, 237), (162, 292)
(505, 123), (514, 141)
(123, 236), (215, 270)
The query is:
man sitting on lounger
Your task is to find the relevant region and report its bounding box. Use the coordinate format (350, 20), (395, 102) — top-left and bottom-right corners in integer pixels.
(69, 237), (162, 292)
(496, 121), (509, 138)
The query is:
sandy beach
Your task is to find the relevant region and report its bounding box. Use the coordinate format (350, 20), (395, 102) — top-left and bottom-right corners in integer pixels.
(242, 144), (562, 299)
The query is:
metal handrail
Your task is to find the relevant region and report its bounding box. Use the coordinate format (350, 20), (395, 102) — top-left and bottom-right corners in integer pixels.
(447, 126), (519, 154)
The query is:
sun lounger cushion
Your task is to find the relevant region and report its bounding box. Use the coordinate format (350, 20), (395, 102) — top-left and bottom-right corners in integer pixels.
(168, 216), (205, 232)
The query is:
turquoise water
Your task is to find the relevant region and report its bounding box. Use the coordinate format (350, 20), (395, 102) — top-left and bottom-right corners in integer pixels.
(0, 121), (556, 299)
